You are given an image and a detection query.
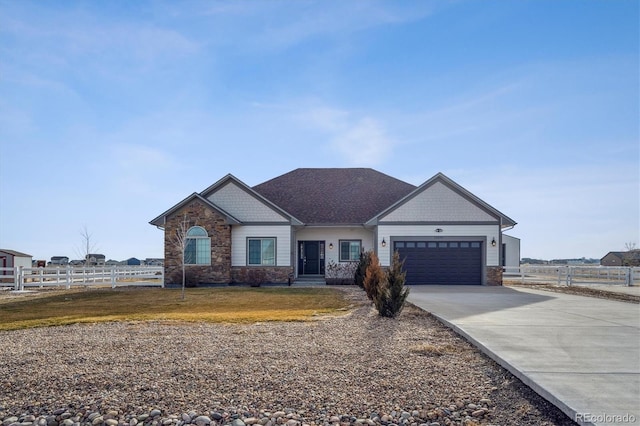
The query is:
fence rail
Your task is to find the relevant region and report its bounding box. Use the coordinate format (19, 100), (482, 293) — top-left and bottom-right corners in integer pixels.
(504, 265), (639, 286)
(0, 266), (164, 291)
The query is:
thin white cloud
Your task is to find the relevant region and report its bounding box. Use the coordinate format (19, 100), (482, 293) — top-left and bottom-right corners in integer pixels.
(298, 106), (395, 166)
(330, 117), (394, 166)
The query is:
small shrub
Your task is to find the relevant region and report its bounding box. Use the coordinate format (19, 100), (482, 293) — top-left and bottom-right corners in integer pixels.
(169, 269), (200, 287)
(374, 250), (410, 318)
(247, 269), (267, 287)
(354, 251), (372, 289)
(326, 260), (357, 285)
(363, 251), (385, 301)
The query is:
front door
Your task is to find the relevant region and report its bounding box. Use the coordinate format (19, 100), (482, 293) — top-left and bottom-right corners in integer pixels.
(298, 241), (325, 275)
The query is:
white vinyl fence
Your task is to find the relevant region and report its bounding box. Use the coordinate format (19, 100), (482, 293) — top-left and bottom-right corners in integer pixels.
(504, 265), (639, 287)
(0, 265), (164, 291)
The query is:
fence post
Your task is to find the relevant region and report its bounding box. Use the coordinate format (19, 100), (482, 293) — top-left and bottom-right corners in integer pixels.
(39, 268), (44, 288)
(13, 266), (19, 291)
(66, 265), (72, 289)
(161, 267), (165, 288)
(565, 266), (571, 286)
(17, 266), (24, 291)
(625, 268), (631, 286)
(111, 267), (116, 288)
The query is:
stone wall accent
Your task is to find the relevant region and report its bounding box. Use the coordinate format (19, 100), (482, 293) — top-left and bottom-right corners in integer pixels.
(231, 266), (293, 285)
(164, 200), (232, 285)
(486, 266), (503, 286)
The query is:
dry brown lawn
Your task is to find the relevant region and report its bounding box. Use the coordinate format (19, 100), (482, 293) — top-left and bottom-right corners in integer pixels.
(0, 286), (352, 331)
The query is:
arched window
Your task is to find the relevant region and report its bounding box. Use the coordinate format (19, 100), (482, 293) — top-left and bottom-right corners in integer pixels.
(185, 226), (211, 265)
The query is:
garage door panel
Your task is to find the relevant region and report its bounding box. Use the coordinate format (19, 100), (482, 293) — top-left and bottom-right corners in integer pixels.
(396, 241), (482, 285)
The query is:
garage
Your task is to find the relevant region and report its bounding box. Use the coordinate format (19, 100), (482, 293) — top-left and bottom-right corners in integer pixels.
(394, 241), (482, 285)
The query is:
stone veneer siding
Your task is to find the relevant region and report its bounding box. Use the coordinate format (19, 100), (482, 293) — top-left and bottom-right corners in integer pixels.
(164, 200), (232, 285)
(486, 266), (503, 286)
(231, 266), (294, 285)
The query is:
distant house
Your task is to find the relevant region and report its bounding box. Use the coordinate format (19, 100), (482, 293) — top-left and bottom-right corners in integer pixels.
(150, 168), (518, 286)
(601, 251), (640, 267)
(0, 249), (33, 273)
(144, 258), (164, 266)
(126, 257), (141, 266)
(85, 254), (106, 266)
(105, 259), (121, 266)
(49, 256), (69, 266)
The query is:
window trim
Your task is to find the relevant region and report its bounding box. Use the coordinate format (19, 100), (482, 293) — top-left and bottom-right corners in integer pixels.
(247, 237), (277, 266)
(339, 239), (362, 262)
(184, 226), (211, 265)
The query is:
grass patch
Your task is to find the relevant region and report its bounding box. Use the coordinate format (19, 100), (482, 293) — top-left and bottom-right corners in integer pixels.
(0, 287), (352, 331)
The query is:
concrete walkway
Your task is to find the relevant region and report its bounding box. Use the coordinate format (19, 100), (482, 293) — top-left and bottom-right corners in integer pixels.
(407, 286), (640, 426)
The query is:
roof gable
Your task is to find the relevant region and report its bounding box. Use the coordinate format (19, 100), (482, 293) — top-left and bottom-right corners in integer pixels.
(253, 168), (416, 224)
(369, 172), (517, 227)
(149, 193), (241, 227)
(202, 175), (295, 223)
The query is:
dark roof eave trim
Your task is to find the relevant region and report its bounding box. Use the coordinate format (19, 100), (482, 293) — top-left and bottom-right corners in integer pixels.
(377, 221), (501, 226)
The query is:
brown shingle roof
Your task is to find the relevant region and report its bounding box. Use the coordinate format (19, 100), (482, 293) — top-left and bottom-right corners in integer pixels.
(253, 168), (416, 224)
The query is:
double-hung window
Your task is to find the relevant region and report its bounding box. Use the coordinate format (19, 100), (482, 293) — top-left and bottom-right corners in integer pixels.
(184, 226), (211, 265)
(339, 240), (361, 262)
(248, 238), (276, 266)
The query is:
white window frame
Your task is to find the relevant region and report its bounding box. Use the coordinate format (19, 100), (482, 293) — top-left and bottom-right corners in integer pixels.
(185, 226), (211, 265)
(339, 240), (361, 262)
(247, 237), (276, 266)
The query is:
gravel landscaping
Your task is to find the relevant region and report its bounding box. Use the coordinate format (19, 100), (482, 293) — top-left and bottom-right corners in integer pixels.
(0, 287), (576, 426)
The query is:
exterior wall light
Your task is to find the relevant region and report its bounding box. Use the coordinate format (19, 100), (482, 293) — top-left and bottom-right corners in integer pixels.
(329, 243), (333, 250)
(491, 238), (497, 247)
(435, 228), (443, 233)
(381, 238), (386, 247)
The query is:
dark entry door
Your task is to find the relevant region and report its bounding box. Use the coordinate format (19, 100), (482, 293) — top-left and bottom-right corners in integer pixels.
(298, 241), (325, 275)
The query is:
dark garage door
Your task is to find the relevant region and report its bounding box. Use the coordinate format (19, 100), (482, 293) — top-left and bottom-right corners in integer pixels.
(395, 241), (482, 285)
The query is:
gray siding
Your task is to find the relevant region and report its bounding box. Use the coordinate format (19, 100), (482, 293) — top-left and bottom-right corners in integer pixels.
(207, 182), (288, 223)
(381, 181), (497, 222)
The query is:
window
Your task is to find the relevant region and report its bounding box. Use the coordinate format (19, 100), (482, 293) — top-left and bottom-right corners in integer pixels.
(248, 238), (276, 266)
(339, 240), (361, 262)
(184, 226), (211, 265)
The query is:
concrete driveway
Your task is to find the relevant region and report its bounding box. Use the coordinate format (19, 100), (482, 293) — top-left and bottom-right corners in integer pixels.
(407, 286), (640, 426)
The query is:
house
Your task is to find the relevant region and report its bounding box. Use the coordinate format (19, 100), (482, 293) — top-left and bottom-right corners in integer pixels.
(0, 249), (33, 273)
(601, 251), (640, 267)
(126, 257), (141, 266)
(150, 168), (518, 286)
(49, 256), (69, 266)
(85, 253), (106, 266)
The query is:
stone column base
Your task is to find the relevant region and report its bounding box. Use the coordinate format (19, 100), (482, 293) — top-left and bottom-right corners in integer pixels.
(486, 266), (503, 286)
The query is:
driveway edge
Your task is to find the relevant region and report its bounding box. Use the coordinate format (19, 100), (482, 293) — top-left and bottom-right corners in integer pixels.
(428, 312), (591, 426)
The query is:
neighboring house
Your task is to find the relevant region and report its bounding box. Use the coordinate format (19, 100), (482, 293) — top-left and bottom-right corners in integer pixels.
(85, 254), (106, 266)
(601, 251), (640, 267)
(49, 256), (69, 266)
(0, 249), (33, 274)
(150, 168), (518, 286)
(126, 257), (141, 266)
(143, 258), (164, 266)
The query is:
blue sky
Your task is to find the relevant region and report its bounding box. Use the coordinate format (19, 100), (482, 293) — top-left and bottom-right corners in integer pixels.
(1, 0), (638, 262)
